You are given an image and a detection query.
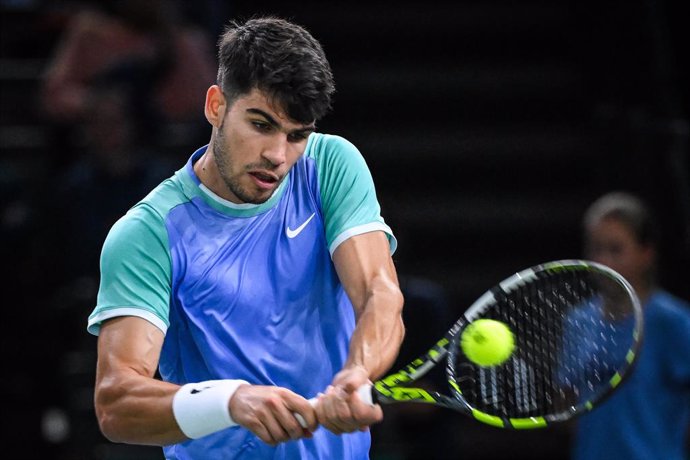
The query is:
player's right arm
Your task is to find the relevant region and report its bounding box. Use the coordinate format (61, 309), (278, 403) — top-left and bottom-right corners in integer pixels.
(92, 205), (184, 445)
(96, 316), (318, 445)
(95, 316), (184, 445)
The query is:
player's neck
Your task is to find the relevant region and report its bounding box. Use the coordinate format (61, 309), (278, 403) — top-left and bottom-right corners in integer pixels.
(193, 148), (235, 203)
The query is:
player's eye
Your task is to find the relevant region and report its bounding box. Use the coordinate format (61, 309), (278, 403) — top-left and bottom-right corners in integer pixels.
(251, 121), (272, 132)
(288, 132), (308, 142)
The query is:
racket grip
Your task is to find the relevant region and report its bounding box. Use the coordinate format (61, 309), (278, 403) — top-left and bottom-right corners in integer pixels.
(294, 384), (375, 428)
(356, 383), (374, 405)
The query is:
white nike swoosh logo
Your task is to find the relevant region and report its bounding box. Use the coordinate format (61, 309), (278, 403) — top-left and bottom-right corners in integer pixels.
(286, 213), (316, 238)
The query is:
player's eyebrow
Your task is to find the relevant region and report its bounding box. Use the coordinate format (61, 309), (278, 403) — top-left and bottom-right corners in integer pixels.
(246, 108), (316, 134)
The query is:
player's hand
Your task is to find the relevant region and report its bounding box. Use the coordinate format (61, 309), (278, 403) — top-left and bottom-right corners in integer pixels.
(316, 365), (383, 434)
(229, 384), (317, 445)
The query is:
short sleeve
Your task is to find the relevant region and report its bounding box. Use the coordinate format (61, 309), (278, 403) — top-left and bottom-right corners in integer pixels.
(309, 134), (397, 255)
(87, 204), (172, 335)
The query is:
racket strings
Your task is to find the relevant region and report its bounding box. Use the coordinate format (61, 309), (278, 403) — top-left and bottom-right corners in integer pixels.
(452, 269), (637, 420)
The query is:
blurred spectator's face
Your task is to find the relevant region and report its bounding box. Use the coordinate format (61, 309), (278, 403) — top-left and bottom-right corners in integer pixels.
(211, 88), (315, 204)
(584, 216), (654, 289)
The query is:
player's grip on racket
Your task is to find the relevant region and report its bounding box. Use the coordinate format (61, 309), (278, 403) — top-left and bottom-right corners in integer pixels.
(294, 384), (374, 428)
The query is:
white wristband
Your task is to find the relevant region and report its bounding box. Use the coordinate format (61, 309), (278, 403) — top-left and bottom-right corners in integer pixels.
(172, 379), (248, 439)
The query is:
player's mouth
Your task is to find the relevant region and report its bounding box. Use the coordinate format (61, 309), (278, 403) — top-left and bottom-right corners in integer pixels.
(248, 171), (279, 190)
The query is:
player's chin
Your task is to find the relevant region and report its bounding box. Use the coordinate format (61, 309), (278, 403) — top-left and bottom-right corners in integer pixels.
(245, 181), (279, 203)
(248, 189), (274, 204)
(237, 184), (274, 204)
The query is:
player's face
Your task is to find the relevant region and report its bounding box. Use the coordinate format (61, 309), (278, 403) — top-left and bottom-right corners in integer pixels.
(584, 217), (654, 289)
(212, 88), (315, 204)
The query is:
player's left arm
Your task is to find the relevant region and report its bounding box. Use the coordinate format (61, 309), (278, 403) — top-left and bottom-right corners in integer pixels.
(317, 230), (405, 434)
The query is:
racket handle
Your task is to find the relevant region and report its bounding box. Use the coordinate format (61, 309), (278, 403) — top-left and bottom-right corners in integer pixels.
(356, 383), (374, 405)
(294, 384), (375, 428)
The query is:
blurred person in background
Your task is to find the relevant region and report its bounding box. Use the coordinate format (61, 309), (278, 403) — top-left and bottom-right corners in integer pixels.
(572, 191), (690, 460)
(50, 70), (172, 289)
(40, 0), (216, 167)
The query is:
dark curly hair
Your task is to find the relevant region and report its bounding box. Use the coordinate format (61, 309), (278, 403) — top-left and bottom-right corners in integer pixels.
(216, 17), (335, 123)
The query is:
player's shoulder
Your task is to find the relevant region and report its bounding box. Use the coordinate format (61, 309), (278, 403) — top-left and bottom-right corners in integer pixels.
(305, 132), (361, 160)
(107, 174), (189, 242)
(137, 171), (192, 218)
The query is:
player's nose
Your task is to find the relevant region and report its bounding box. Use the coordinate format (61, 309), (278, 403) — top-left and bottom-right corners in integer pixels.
(261, 136), (288, 167)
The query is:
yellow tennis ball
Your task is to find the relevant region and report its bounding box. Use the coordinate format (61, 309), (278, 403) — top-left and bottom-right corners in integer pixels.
(460, 319), (515, 367)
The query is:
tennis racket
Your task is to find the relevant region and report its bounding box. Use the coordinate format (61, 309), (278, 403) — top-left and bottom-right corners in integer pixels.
(299, 259), (643, 429)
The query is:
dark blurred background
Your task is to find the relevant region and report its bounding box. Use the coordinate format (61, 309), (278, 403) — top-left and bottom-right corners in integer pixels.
(1, 0), (688, 459)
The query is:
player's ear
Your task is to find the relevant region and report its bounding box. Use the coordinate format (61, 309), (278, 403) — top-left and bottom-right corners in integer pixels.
(205, 85), (227, 128)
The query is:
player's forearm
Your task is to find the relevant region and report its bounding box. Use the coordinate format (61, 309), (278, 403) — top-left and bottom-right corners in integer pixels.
(95, 371), (185, 446)
(345, 280), (405, 380)
(332, 232), (405, 380)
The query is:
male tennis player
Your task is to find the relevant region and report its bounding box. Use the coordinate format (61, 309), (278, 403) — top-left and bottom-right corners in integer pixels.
(87, 17), (405, 459)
